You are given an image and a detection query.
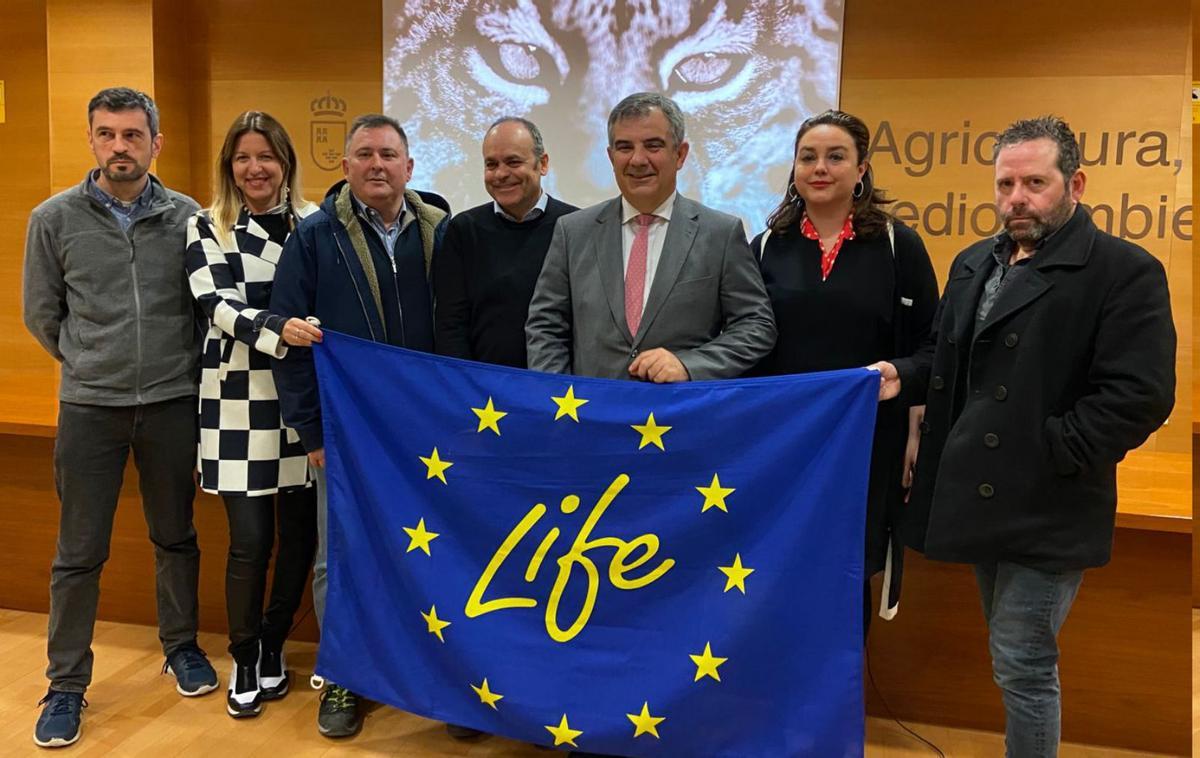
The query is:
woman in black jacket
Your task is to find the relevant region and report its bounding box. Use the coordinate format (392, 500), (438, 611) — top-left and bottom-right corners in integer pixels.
(750, 110), (939, 633)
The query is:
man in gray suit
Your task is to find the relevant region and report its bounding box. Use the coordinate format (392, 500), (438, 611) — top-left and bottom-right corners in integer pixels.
(526, 92), (776, 381)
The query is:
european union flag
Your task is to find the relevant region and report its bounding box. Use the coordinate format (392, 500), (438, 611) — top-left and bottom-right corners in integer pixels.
(313, 331), (878, 757)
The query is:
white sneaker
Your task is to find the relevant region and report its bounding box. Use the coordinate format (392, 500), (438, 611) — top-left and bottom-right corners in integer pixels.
(259, 643), (290, 701)
(226, 660), (262, 718)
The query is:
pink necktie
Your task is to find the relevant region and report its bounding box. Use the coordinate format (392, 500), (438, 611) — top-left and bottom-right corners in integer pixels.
(625, 213), (654, 336)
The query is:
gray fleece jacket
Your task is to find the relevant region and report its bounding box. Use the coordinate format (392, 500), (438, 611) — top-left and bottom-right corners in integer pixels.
(23, 174), (201, 406)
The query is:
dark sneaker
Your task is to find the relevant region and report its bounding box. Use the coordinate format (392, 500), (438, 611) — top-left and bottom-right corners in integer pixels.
(226, 660), (262, 718)
(446, 723), (484, 739)
(163, 645), (219, 697)
(317, 683), (361, 738)
(258, 644), (290, 701)
(33, 690), (86, 748)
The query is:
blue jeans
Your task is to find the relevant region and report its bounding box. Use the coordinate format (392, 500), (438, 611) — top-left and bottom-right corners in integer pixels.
(975, 561), (1084, 758)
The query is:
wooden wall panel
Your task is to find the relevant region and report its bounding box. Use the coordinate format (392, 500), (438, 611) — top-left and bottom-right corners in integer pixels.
(1192, 0), (1200, 609)
(197, 0), (381, 206)
(1194, 0), (1200, 415)
(840, 0), (1188, 80)
(1194, 434), (1199, 606)
(1161, 31), (1193, 453)
(0, 1), (56, 433)
(150, 0), (199, 198)
(45, 0), (155, 196)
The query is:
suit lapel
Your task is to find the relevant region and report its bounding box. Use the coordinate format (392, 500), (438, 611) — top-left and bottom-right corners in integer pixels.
(592, 199), (631, 342)
(635, 195), (699, 345)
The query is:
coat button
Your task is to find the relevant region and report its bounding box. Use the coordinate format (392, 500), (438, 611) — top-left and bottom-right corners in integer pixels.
(984, 433), (1000, 448)
(994, 385), (1008, 401)
(931, 375), (945, 390)
(978, 483), (995, 498)
(919, 421), (931, 434)
(947, 334), (956, 344)
(1004, 333), (1019, 348)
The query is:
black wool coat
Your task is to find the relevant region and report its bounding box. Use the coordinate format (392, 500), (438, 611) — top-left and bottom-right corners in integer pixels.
(893, 206), (1175, 570)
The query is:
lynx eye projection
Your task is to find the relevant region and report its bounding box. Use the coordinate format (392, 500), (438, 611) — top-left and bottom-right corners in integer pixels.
(383, 0), (845, 229)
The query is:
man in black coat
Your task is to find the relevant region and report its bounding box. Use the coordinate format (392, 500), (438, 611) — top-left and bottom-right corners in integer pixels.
(871, 116), (1175, 757)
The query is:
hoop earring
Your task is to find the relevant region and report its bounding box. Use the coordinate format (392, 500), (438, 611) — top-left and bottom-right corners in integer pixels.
(785, 183), (801, 204)
(853, 180), (865, 199)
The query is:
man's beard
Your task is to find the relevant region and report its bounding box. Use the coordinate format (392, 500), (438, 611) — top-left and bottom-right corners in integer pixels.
(101, 160), (148, 184)
(1004, 194), (1075, 244)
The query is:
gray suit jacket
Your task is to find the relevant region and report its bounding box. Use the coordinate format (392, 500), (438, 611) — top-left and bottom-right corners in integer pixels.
(526, 194), (776, 380)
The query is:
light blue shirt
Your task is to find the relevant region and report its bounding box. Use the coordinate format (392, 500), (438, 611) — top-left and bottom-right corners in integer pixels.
(350, 193), (412, 261)
(493, 191), (548, 223)
(87, 170), (154, 232)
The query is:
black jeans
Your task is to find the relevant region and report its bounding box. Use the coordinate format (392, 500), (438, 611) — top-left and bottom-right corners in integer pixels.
(223, 487), (317, 665)
(47, 397), (200, 693)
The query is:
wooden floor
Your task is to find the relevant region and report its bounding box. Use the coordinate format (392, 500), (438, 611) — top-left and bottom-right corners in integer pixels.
(0, 609), (1168, 757)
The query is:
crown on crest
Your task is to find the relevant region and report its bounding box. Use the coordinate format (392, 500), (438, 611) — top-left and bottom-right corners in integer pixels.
(311, 92), (347, 118)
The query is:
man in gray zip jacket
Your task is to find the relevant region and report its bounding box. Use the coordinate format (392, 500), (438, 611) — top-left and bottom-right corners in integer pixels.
(22, 87), (216, 749)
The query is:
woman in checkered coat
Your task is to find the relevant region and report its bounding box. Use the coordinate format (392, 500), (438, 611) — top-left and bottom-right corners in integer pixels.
(185, 112), (323, 720)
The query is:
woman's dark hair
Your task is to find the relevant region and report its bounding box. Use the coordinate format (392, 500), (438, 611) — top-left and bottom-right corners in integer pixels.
(765, 110), (895, 237)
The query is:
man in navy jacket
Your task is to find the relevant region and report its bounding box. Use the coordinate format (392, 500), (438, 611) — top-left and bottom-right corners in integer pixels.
(269, 113), (448, 739)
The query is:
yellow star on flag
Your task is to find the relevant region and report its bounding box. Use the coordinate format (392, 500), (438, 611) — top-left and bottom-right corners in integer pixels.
(471, 397), (507, 435)
(470, 678), (504, 709)
(631, 412), (672, 450)
(696, 473), (735, 513)
(718, 553), (755, 594)
(626, 701), (665, 739)
(690, 642), (728, 682)
(544, 714), (583, 747)
(420, 605), (451, 642)
(551, 385), (589, 422)
(403, 517), (439, 556)
(419, 447), (453, 484)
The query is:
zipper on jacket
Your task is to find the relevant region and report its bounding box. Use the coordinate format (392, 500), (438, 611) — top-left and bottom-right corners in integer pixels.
(128, 231), (144, 404)
(84, 187), (172, 406)
(388, 252), (408, 348)
(332, 231), (381, 342)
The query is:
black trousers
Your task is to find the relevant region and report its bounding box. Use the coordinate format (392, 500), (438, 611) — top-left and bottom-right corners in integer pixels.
(223, 487), (317, 664)
(48, 397), (200, 692)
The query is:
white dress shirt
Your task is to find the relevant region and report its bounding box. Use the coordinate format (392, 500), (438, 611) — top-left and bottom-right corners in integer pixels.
(620, 191), (676, 310)
(493, 190), (548, 223)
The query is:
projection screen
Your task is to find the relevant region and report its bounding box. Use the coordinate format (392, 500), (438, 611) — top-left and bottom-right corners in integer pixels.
(383, 0), (846, 230)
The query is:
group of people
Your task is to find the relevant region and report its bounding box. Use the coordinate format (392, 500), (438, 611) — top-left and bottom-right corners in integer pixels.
(22, 86), (1174, 758)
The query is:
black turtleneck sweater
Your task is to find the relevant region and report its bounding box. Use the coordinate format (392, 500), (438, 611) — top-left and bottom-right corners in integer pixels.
(433, 196), (578, 367)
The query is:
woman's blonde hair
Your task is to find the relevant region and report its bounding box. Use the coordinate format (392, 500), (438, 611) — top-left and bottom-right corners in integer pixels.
(210, 111), (306, 247)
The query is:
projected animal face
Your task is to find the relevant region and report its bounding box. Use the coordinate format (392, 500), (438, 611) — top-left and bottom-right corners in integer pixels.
(383, 0), (842, 227)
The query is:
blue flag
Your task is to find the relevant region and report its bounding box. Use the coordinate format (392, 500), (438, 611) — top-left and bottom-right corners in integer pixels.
(313, 331), (878, 757)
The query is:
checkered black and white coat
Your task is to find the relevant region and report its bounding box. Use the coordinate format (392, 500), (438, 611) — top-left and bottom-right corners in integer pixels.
(185, 204), (318, 496)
